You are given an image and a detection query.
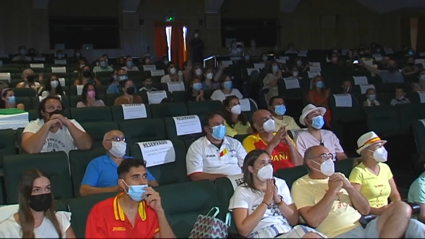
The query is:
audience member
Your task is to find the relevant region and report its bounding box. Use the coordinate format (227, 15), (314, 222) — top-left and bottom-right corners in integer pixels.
(210, 74), (243, 101)
(341, 79), (353, 94)
(12, 45), (31, 61)
(263, 61), (282, 103)
(268, 96), (300, 131)
(114, 79), (142, 105)
(76, 83), (105, 107)
(73, 65), (101, 86)
(363, 88), (381, 107)
(190, 30), (204, 64)
(121, 56), (139, 72)
(402, 56), (420, 76)
(222, 96), (252, 137)
(306, 75), (331, 126)
(412, 71), (425, 92)
(161, 62), (183, 83)
(93, 57), (114, 72)
(363, 60), (404, 83)
(390, 85), (410, 105)
(187, 77), (204, 101)
(202, 65), (223, 90)
(0, 88), (25, 110)
(16, 69), (41, 91)
(408, 156), (425, 223)
(107, 69), (127, 93)
(247, 39), (261, 56)
(39, 74), (65, 101)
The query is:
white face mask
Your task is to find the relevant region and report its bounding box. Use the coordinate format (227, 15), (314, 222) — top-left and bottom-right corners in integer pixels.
(206, 72), (213, 80)
(50, 80), (58, 88)
(195, 69), (202, 76)
(292, 71), (299, 77)
(313, 159), (335, 176)
(170, 68), (177, 74)
(257, 164), (274, 181)
(262, 56), (268, 62)
(230, 104), (241, 115)
(370, 146), (388, 162)
(272, 65), (279, 73)
(262, 119), (275, 133)
(109, 141), (127, 158)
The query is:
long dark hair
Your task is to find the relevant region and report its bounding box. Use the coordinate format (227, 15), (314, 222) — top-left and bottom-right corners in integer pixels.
(0, 88), (12, 108)
(242, 149), (270, 191)
(18, 169), (62, 238)
(81, 83), (99, 105)
(222, 95), (248, 128)
(44, 74), (64, 96)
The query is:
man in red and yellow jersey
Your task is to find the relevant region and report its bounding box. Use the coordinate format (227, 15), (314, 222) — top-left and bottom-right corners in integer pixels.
(243, 109), (303, 172)
(85, 158), (175, 238)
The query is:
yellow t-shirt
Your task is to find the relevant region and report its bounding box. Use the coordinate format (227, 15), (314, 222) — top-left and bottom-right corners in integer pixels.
(224, 120), (251, 137)
(272, 115), (300, 131)
(349, 162), (393, 208)
(291, 174), (361, 238)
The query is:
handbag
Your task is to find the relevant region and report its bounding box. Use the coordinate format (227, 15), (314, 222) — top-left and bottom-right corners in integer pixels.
(189, 207), (231, 238)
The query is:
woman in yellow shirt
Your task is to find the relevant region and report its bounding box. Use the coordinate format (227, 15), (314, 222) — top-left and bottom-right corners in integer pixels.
(222, 96), (253, 137)
(349, 131), (402, 215)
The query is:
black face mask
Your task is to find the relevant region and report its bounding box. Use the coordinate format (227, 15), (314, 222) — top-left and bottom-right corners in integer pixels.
(46, 109), (63, 117)
(27, 75), (35, 83)
(83, 71), (91, 78)
(126, 87), (135, 95)
(28, 193), (52, 212)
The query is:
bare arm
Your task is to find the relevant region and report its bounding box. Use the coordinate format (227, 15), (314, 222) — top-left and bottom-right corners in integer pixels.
(65, 226), (77, 238)
(21, 121), (55, 154)
(189, 172), (226, 181)
(154, 209), (176, 238)
(213, 65), (225, 82)
(286, 139), (303, 166)
(79, 185), (118, 197)
(345, 186), (370, 215)
(233, 204), (268, 237)
(298, 189), (337, 227)
(149, 180), (159, 187)
(363, 64), (381, 75)
(388, 178), (401, 202)
(277, 203), (299, 226)
(336, 152), (348, 160)
(67, 121), (92, 150)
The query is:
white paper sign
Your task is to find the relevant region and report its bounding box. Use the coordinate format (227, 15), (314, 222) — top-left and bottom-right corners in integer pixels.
(58, 78), (65, 86)
(221, 60), (233, 67)
(298, 52), (307, 57)
(227, 174), (244, 190)
(30, 63), (44, 68)
(299, 50), (308, 54)
(143, 65), (156, 71)
(418, 91), (425, 103)
(284, 77), (300, 89)
(147, 90), (167, 104)
(360, 84), (375, 94)
(172, 115), (202, 136)
(167, 81), (185, 93)
(333, 94), (353, 107)
(240, 98), (251, 112)
(138, 140), (176, 167)
(0, 112), (29, 130)
(76, 85), (84, 95)
(309, 66), (321, 72)
(353, 76), (368, 85)
(54, 59), (67, 65)
(0, 73), (11, 83)
(420, 119), (425, 128)
(33, 57), (45, 61)
(246, 68), (257, 76)
(308, 71), (320, 78)
(415, 59), (425, 64)
(374, 56), (382, 61)
(275, 59), (286, 64)
(254, 63), (265, 69)
(122, 104), (147, 120)
(309, 62), (321, 67)
(150, 70), (165, 76)
(51, 66), (66, 73)
(364, 60), (374, 66)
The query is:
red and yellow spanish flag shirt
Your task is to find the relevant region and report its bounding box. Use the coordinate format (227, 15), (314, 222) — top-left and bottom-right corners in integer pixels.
(85, 193), (160, 238)
(243, 133), (294, 172)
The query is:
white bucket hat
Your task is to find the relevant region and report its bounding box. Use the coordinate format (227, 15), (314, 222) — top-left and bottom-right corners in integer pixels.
(356, 131), (387, 154)
(299, 104), (326, 126)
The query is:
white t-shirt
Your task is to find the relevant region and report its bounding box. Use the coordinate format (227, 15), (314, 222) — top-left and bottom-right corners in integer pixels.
(160, 74), (183, 83)
(186, 136), (247, 176)
(23, 118), (86, 154)
(0, 211), (71, 238)
(210, 89), (243, 102)
(229, 178), (294, 238)
(295, 129), (344, 158)
(121, 66), (140, 72)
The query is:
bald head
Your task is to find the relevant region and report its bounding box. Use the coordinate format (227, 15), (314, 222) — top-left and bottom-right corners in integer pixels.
(304, 146), (328, 161)
(252, 109), (273, 131)
(103, 130), (124, 141)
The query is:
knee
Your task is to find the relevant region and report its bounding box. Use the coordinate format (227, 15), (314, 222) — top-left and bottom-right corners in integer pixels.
(390, 201), (412, 217)
(301, 232), (323, 238)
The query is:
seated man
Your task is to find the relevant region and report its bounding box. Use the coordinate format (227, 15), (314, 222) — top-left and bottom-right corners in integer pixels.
(292, 145), (425, 238)
(80, 130), (158, 196)
(21, 96), (92, 154)
(268, 96), (300, 131)
(243, 109), (303, 172)
(296, 104), (347, 160)
(85, 158), (175, 238)
(93, 56), (114, 72)
(186, 112), (247, 181)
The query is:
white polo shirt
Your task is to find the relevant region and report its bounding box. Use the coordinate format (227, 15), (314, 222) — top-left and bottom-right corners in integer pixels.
(186, 136), (247, 176)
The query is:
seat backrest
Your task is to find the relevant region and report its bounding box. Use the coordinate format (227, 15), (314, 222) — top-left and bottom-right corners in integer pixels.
(80, 122), (119, 148)
(13, 88), (36, 97)
(396, 104), (425, 131)
(0, 129), (17, 168)
(3, 151), (73, 203)
(0, 178), (4, 205)
(364, 105), (401, 134)
(187, 100), (223, 115)
(150, 102), (188, 119)
(274, 165), (309, 189)
(105, 93), (122, 106)
(335, 158), (356, 178)
(118, 119), (166, 145)
(130, 140), (188, 185)
(215, 177), (239, 235)
(16, 96), (33, 110)
(70, 106), (113, 123)
(69, 148), (107, 196)
(110, 104), (151, 122)
(412, 120), (425, 155)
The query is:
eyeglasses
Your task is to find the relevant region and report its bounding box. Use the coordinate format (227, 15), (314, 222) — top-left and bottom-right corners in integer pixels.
(105, 137), (126, 142)
(309, 153), (334, 161)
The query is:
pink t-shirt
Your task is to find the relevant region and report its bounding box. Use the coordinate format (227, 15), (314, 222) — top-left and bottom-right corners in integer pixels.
(295, 129), (344, 158)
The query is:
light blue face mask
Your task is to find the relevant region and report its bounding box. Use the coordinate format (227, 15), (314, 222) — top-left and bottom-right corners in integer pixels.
(211, 124), (226, 140)
(100, 61), (108, 68)
(223, 81), (233, 90)
(127, 61), (133, 68)
(311, 115), (325, 129)
(316, 81), (324, 88)
(193, 83), (202, 91)
(124, 181), (147, 202)
(8, 96), (16, 104)
(119, 75), (128, 81)
(274, 104), (286, 116)
(368, 94), (376, 101)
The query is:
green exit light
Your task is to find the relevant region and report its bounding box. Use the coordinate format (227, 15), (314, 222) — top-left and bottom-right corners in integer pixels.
(166, 16), (175, 22)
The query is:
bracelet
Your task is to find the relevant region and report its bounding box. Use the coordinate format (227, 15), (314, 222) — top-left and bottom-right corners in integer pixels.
(262, 201), (269, 207)
(276, 196), (284, 206)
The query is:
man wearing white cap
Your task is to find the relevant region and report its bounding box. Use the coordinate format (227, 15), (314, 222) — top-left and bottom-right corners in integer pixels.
(295, 104), (347, 160)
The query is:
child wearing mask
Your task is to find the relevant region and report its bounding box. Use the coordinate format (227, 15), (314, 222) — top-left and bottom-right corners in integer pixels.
(363, 88), (381, 107)
(390, 86), (410, 105)
(0, 88), (25, 110)
(187, 77), (204, 102)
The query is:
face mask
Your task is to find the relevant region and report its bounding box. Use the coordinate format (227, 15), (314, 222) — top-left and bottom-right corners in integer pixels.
(75, 52), (81, 57)
(50, 80), (58, 88)
(223, 81), (232, 90)
(119, 75), (128, 81)
(332, 57), (338, 62)
(292, 71), (299, 77)
(100, 61), (108, 67)
(20, 49), (26, 55)
(46, 109), (63, 118)
(26, 75), (35, 83)
(126, 87), (135, 95)
(420, 75), (425, 82)
(274, 104), (286, 116)
(387, 66), (396, 72)
(368, 94), (376, 101)
(257, 164), (274, 181)
(28, 193), (52, 212)
(83, 71), (91, 78)
(194, 33), (199, 38)
(313, 159), (335, 176)
(113, 75), (118, 81)
(7, 96), (16, 104)
(297, 61), (302, 66)
(311, 115), (324, 130)
(316, 81), (324, 88)
(124, 181), (147, 202)
(244, 55), (250, 60)
(262, 119), (276, 133)
(195, 69), (202, 76)
(87, 90), (96, 98)
(164, 61), (169, 65)
(272, 65), (279, 73)
(109, 141), (126, 158)
(193, 83), (202, 91)
(126, 61), (133, 68)
(262, 56), (268, 62)
(206, 73), (213, 80)
(211, 124), (226, 140)
(370, 146), (388, 162)
(231, 104), (241, 115)
(80, 64), (85, 69)
(57, 53), (63, 59)
(169, 67), (177, 74)
(344, 86), (350, 93)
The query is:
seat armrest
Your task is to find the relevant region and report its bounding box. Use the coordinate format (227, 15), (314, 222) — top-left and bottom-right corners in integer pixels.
(359, 214), (377, 229)
(407, 202), (421, 215)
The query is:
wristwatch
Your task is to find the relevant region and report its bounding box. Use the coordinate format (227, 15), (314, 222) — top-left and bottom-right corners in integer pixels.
(276, 195), (284, 206)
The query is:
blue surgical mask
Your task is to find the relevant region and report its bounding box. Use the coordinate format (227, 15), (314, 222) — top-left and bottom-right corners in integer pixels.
(193, 83), (202, 91)
(316, 81), (324, 88)
(211, 124), (226, 140)
(127, 61), (133, 68)
(311, 115), (325, 129)
(223, 81), (233, 90)
(124, 181), (147, 202)
(119, 75), (128, 81)
(274, 104), (286, 116)
(100, 61), (108, 67)
(368, 94), (376, 101)
(8, 96), (16, 104)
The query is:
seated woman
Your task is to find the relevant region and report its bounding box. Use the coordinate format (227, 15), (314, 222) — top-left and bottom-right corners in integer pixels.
(306, 76), (331, 127)
(408, 155), (425, 223)
(202, 66), (221, 90)
(0, 168), (75, 238)
(73, 65), (101, 86)
(187, 77), (204, 102)
(210, 74), (243, 102)
(0, 88), (25, 110)
(412, 72), (425, 92)
(363, 88), (381, 107)
(39, 74), (66, 101)
(263, 61), (283, 104)
(114, 79), (142, 106)
(77, 83), (105, 107)
(229, 149), (323, 238)
(222, 96), (252, 137)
